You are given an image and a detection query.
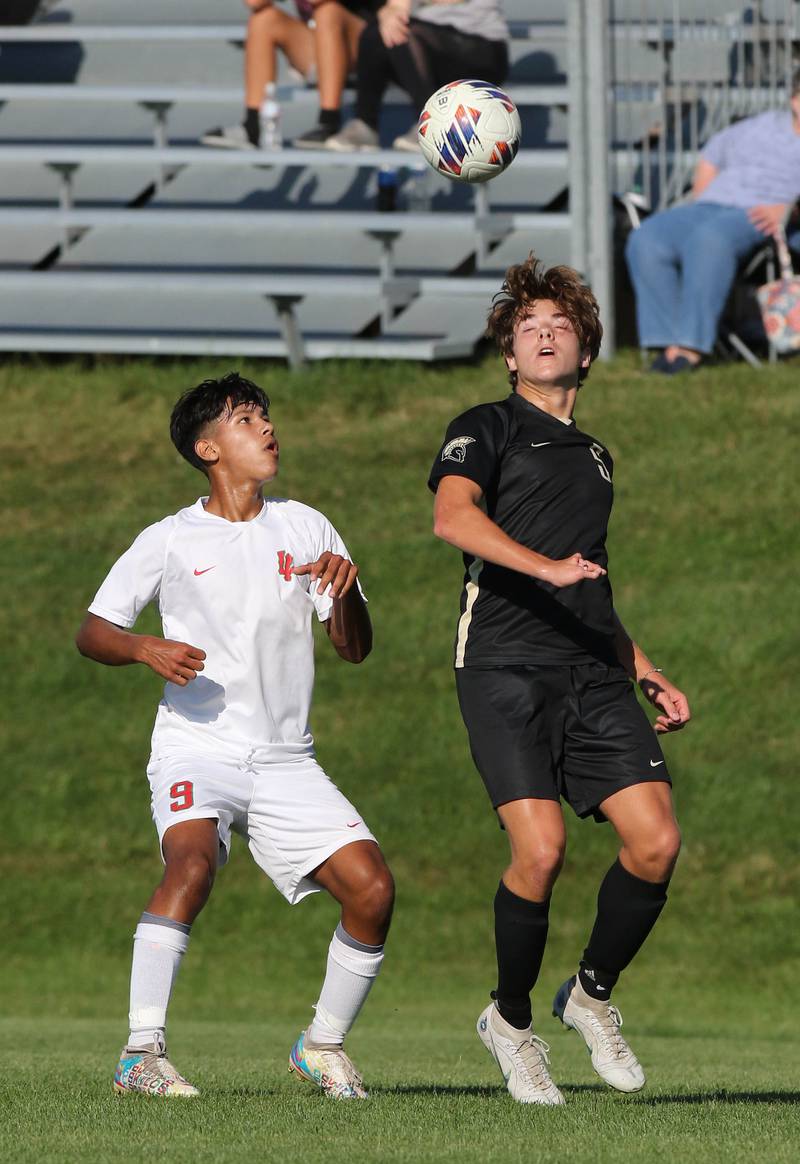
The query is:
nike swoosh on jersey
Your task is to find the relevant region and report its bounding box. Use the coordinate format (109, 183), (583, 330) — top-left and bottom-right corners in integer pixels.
(649, 759), (665, 767)
(530, 441), (552, 448)
(193, 566), (217, 576)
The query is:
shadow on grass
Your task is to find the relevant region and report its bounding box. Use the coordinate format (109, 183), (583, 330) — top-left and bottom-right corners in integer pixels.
(379, 1085), (800, 1105)
(631, 1089), (800, 1106)
(373, 1085), (498, 1098)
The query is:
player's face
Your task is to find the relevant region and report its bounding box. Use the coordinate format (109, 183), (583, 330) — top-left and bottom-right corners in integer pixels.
(507, 300), (590, 390)
(202, 400), (280, 482)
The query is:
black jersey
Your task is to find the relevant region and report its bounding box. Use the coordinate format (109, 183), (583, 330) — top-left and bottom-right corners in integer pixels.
(428, 392), (618, 668)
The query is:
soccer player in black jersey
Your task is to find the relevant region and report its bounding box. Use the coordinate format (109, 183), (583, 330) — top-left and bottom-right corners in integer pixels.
(429, 255), (690, 1105)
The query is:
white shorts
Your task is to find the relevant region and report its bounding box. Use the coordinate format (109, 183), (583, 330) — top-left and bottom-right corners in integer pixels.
(147, 748), (377, 904)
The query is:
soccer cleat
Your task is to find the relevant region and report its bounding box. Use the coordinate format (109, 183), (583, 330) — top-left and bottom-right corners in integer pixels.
(200, 124), (257, 150)
(113, 1033), (199, 1097)
(477, 1003), (565, 1106)
(324, 119), (379, 152)
(288, 1031), (368, 1099)
(552, 976), (645, 1093)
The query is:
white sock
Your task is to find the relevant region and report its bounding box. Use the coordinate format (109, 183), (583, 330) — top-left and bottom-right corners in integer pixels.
(127, 912), (191, 1049)
(307, 923), (384, 1046)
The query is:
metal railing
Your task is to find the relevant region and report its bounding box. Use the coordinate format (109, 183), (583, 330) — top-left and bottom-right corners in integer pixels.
(568, 0), (798, 354)
(609, 0), (798, 210)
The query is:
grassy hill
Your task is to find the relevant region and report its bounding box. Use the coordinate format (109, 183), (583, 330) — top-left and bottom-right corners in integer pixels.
(1, 351), (798, 1161)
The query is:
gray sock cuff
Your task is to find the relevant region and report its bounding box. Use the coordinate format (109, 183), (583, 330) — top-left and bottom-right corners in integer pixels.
(139, 911), (191, 936)
(335, 922), (383, 955)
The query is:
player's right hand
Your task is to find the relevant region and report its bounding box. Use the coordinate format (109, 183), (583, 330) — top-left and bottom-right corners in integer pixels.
(542, 553), (607, 588)
(138, 637), (206, 686)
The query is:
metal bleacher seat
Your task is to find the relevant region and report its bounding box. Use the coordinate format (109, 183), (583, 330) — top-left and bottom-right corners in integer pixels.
(0, 0), (581, 363)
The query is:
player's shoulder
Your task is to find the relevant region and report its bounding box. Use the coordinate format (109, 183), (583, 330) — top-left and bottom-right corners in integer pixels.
(265, 497), (334, 536)
(443, 396), (514, 447)
(129, 505), (188, 544)
(447, 396), (511, 428)
(267, 496), (328, 522)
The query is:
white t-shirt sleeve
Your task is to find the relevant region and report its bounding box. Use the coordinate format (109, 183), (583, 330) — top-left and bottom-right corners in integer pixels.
(88, 518), (172, 628)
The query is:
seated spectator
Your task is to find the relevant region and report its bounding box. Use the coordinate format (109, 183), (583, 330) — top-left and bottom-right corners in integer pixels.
(326, 0), (509, 153)
(626, 73), (800, 373)
(202, 0), (377, 149)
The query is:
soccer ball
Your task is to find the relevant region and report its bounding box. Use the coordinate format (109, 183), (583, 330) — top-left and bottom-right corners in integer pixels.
(417, 79), (522, 184)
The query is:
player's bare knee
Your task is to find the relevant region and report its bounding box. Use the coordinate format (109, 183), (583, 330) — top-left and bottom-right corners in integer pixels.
(360, 866), (395, 927)
(628, 825), (681, 880)
(658, 824), (682, 874)
(513, 844), (564, 895)
(164, 851), (216, 901)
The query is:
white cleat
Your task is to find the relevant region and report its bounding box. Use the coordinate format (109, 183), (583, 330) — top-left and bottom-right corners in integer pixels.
(113, 1033), (199, 1097)
(553, 976), (646, 1093)
(477, 1002), (565, 1106)
(288, 1031), (368, 1099)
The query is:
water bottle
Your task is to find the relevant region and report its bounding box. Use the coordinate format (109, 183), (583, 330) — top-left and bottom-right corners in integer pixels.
(376, 166), (398, 212)
(403, 163), (432, 213)
(260, 82), (283, 151)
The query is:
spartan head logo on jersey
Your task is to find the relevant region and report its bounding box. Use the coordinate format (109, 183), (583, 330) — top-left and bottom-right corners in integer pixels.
(441, 436), (476, 463)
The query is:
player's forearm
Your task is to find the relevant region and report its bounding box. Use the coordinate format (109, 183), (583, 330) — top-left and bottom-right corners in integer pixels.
(327, 587), (373, 663)
(75, 612), (151, 667)
(612, 611), (656, 681)
(434, 499), (562, 583)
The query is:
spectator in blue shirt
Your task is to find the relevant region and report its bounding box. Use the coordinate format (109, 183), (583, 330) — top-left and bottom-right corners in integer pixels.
(626, 74), (800, 373)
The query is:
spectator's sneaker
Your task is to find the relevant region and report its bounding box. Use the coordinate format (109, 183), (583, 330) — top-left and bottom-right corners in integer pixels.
(113, 1034), (199, 1097)
(553, 976), (645, 1093)
(392, 126), (422, 153)
(200, 124), (257, 150)
(288, 1031), (368, 1099)
(293, 122), (340, 149)
(324, 118), (379, 152)
(477, 1003), (565, 1106)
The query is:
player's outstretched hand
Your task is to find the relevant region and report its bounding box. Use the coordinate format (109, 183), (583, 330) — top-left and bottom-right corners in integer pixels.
(639, 672), (691, 733)
(293, 553), (359, 600)
(544, 553), (607, 589)
(139, 637), (206, 686)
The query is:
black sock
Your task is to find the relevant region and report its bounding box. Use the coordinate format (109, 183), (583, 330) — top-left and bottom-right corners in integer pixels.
(243, 107), (260, 146)
(319, 108), (341, 131)
(492, 880), (550, 1030)
(580, 859), (669, 1000)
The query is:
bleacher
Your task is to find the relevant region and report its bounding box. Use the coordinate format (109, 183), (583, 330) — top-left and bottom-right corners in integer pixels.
(0, 0), (587, 363)
(0, 1), (796, 363)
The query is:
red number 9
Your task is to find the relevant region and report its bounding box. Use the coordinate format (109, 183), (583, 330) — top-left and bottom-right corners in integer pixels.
(169, 781), (194, 812)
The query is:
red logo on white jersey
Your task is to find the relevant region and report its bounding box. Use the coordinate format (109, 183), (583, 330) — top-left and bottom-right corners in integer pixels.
(277, 550), (294, 581)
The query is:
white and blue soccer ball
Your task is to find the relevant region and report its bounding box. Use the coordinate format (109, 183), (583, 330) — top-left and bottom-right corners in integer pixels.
(417, 79), (522, 184)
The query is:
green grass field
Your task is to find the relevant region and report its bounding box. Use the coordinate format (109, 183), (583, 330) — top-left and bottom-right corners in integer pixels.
(1, 351), (799, 1161)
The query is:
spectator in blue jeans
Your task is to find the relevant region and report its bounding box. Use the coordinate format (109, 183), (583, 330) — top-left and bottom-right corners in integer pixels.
(626, 74), (800, 373)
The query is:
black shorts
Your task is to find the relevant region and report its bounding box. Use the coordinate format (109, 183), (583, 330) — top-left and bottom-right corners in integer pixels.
(455, 663), (671, 822)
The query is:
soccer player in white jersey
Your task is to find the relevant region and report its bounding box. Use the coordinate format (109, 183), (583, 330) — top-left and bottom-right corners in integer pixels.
(76, 372), (394, 1100)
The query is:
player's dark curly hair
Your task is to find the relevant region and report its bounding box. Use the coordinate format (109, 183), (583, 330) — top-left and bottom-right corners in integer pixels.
(486, 253), (603, 387)
(170, 371), (271, 474)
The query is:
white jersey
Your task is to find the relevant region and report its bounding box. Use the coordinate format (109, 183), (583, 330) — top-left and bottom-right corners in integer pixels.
(89, 496), (357, 757)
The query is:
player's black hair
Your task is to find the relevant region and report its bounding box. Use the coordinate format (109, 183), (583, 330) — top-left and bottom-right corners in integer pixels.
(170, 372), (271, 474)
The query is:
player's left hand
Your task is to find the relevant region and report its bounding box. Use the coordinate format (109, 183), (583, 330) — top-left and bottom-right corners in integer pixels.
(639, 672), (691, 734)
(293, 553), (359, 599)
